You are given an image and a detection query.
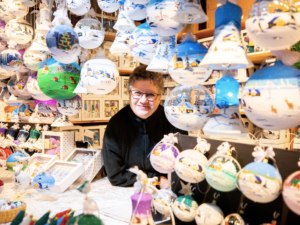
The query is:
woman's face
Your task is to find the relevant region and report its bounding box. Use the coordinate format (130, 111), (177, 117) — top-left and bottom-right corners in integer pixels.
(129, 80), (161, 120)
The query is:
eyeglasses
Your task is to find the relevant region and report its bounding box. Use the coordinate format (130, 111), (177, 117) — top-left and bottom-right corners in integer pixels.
(130, 90), (160, 102)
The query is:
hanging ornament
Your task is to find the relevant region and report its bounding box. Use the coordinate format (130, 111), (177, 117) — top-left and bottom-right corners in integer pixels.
(242, 60), (300, 130)
(164, 84), (213, 131)
(0, 40), (23, 71)
(147, 35), (176, 73)
(246, 1), (300, 51)
(7, 75), (19, 96)
(57, 95), (82, 116)
(13, 124), (31, 146)
(168, 31), (212, 85)
(200, 2), (253, 70)
(0, 2), (15, 23)
(172, 0), (207, 24)
(129, 22), (159, 65)
(146, 0), (184, 36)
(46, 10), (81, 64)
(175, 137), (210, 183)
(67, 0), (91, 16)
(29, 32), (49, 53)
(6, 151), (28, 171)
(0, 123), (8, 137)
(17, 101), (34, 122)
(113, 8), (136, 32)
(15, 70), (31, 97)
(74, 9), (104, 49)
(51, 111), (73, 127)
(37, 58), (81, 100)
(263, 130), (280, 140)
(20, 0), (36, 7)
(237, 146), (282, 203)
(0, 138), (13, 161)
(222, 213), (245, 225)
(35, 6), (52, 35)
(29, 100), (57, 124)
(0, 179), (3, 194)
(153, 188), (177, 216)
(13, 164), (30, 191)
(124, 0), (146, 21)
(6, 123), (19, 141)
(8, 0), (29, 18)
(132, 0), (149, 5)
(32, 171), (55, 192)
(32, 124), (49, 151)
(97, 0), (119, 13)
(205, 142), (241, 192)
(150, 133), (180, 174)
(23, 49), (50, 71)
(26, 72), (51, 100)
(0, 20), (8, 41)
(23, 124), (40, 149)
(110, 30), (131, 56)
(80, 50), (119, 95)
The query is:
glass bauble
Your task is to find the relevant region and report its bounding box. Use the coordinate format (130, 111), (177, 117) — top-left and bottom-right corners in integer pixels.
(0, 48), (22, 71)
(15, 70), (31, 96)
(195, 203), (224, 225)
(0, 147), (12, 160)
(6, 151), (28, 171)
(153, 188), (177, 216)
(0, 3), (15, 22)
(124, 0), (147, 21)
(20, 0), (36, 7)
(17, 101), (34, 122)
(164, 84), (213, 131)
(57, 95), (82, 116)
(222, 213), (245, 225)
(283, 171), (300, 216)
(32, 172), (55, 191)
(7, 75), (19, 96)
(23, 49), (50, 71)
(97, 0), (119, 13)
(14, 171), (30, 191)
(27, 72), (52, 100)
(8, 0), (29, 18)
(173, 195), (198, 222)
(262, 130), (280, 140)
(0, 20), (8, 41)
(66, 0), (91, 16)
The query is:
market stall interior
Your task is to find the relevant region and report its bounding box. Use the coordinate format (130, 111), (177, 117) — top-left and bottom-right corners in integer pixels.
(1, 0), (300, 224)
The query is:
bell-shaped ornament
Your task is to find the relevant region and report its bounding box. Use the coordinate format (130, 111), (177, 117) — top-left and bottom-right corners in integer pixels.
(23, 49), (50, 71)
(0, 2), (15, 22)
(147, 35), (176, 73)
(110, 30), (131, 56)
(51, 111), (73, 127)
(8, 0), (29, 18)
(35, 7), (52, 35)
(200, 2), (253, 70)
(130, 192), (154, 224)
(5, 18), (33, 44)
(97, 0), (119, 13)
(196, 200), (224, 225)
(172, 0), (208, 24)
(146, 0), (185, 36)
(74, 9), (105, 49)
(113, 8), (136, 32)
(20, 0), (36, 7)
(124, 0), (147, 21)
(0, 41), (23, 71)
(67, 0), (91, 16)
(7, 75), (19, 96)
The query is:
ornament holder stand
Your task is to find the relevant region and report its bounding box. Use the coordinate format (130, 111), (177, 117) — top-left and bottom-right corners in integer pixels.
(259, 130), (290, 149)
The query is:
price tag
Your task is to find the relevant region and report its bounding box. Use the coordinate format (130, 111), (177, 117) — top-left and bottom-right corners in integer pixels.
(84, 129), (94, 139)
(44, 139), (50, 149)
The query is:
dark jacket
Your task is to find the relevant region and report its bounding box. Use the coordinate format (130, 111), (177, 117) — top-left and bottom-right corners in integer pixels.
(102, 105), (187, 187)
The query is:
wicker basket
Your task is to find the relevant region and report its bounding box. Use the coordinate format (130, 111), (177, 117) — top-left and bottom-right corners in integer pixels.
(0, 203), (27, 224)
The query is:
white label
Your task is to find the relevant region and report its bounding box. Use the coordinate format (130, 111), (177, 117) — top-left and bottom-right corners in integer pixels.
(84, 129), (94, 139)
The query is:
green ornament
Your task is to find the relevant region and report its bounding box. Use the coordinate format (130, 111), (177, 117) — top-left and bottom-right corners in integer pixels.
(11, 210), (25, 225)
(67, 214), (103, 225)
(35, 210), (50, 225)
(69, 211), (75, 221)
(49, 217), (58, 225)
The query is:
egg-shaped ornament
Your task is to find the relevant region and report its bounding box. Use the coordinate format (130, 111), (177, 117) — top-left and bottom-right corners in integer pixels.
(46, 11), (81, 64)
(237, 146), (282, 203)
(242, 60), (300, 130)
(5, 17), (33, 44)
(205, 142), (241, 192)
(173, 195), (199, 222)
(27, 72), (52, 101)
(246, 1), (300, 51)
(81, 50), (119, 95)
(32, 171), (55, 192)
(153, 188), (177, 216)
(97, 0), (119, 13)
(175, 137), (210, 183)
(17, 101), (35, 122)
(169, 32), (212, 85)
(8, 0), (29, 18)
(222, 213), (245, 225)
(129, 22), (159, 65)
(0, 20), (8, 41)
(0, 3), (15, 23)
(74, 10), (104, 49)
(283, 168), (300, 216)
(29, 100), (57, 124)
(150, 133), (179, 174)
(23, 49), (50, 71)
(57, 95), (82, 116)
(37, 58), (81, 100)
(196, 202), (224, 225)
(146, 0), (185, 36)
(0, 41), (23, 71)
(13, 168), (30, 191)
(6, 151), (28, 171)
(164, 84), (213, 131)
(124, 0), (147, 21)
(66, 0), (91, 16)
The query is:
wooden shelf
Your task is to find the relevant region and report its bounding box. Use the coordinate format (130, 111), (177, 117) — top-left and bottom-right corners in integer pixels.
(119, 69), (133, 75)
(104, 34), (116, 41)
(248, 52), (273, 65)
(73, 120), (109, 124)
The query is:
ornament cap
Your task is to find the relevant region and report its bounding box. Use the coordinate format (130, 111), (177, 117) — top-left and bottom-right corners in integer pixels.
(263, 157), (269, 163)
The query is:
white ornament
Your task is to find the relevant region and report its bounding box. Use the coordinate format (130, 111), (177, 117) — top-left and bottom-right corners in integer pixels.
(23, 49), (50, 71)
(67, 0), (91, 16)
(195, 203), (224, 225)
(97, 0), (119, 13)
(124, 0), (147, 21)
(57, 95), (82, 116)
(5, 18), (33, 45)
(8, 0), (29, 18)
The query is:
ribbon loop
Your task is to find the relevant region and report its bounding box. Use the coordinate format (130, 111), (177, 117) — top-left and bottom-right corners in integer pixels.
(22, 125), (31, 131)
(194, 137), (210, 154)
(161, 133), (178, 144)
(252, 146), (275, 162)
(0, 123), (8, 129)
(11, 123), (20, 130)
(216, 142), (231, 156)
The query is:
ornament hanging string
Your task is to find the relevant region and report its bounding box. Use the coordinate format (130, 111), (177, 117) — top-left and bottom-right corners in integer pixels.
(194, 137), (210, 154)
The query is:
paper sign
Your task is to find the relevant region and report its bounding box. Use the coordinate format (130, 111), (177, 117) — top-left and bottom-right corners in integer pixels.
(84, 129), (94, 139)
(44, 139), (50, 149)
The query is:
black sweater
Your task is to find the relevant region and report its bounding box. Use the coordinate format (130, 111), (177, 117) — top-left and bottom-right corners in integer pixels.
(102, 105), (187, 187)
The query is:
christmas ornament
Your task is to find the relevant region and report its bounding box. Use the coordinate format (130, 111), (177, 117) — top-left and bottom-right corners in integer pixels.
(17, 101), (34, 122)
(153, 188), (177, 216)
(51, 111), (73, 127)
(175, 137), (210, 183)
(0, 3), (15, 23)
(68, 214), (103, 225)
(23, 49), (50, 71)
(8, 0), (29, 18)
(57, 95), (82, 116)
(0, 20), (8, 41)
(20, 0), (36, 7)
(7, 75), (19, 96)
(74, 9), (104, 49)
(129, 22), (159, 65)
(46, 10), (81, 64)
(246, 0), (300, 51)
(67, 0), (91, 16)
(14, 124), (31, 146)
(37, 58), (81, 100)
(147, 35), (176, 73)
(13, 164), (30, 191)
(150, 133), (180, 174)
(242, 61), (300, 130)
(0, 123), (8, 137)
(146, 0), (184, 36)
(35, 6), (52, 35)
(29, 31), (49, 53)
(113, 8), (136, 32)
(205, 142), (241, 192)
(97, 0), (119, 13)
(15, 70), (31, 97)
(0, 142), (12, 161)
(0, 40), (23, 71)
(32, 171), (55, 191)
(6, 151), (28, 171)
(80, 50), (119, 95)
(5, 18), (33, 44)
(32, 124), (49, 151)
(169, 31), (212, 85)
(110, 30), (131, 57)
(27, 72), (51, 100)
(164, 84), (213, 131)
(222, 213), (245, 225)
(200, 2), (253, 70)
(263, 130), (280, 140)
(237, 146), (282, 203)
(124, 0), (146, 21)
(6, 123), (19, 141)
(29, 101), (57, 124)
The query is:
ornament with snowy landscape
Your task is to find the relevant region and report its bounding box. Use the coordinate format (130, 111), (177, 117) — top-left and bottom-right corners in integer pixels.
(173, 195), (199, 222)
(57, 95), (82, 116)
(0, 20), (8, 41)
(27, 72), (52, 101)
(124, 0), (147, 21)
(32, 172), (55, 192)
(7, 75), (19, 96)
(5, 18), (33, 44)
(110, 30), (132, 56)
(37, 58), (81, 100)
(67, 0), (91, 16)
(97, 0), (119, 13)
(195, 202), (224, 225)
(242, 61), (300, 130)
(51, 111), (73, 127)
(153, 188), (177, 216)
(23, 49), (50, 71)
(17, 101), (34, 122)
(0, 3), (14, 23)
(169, 32), (212, 85)
(15, 70), (31, 97)
(164, 85), (213, 131)
(8, 0), (29, 18)
(29, 101), (57, 124)
(283, 170), (300, 216)
(146, 0), (184, 36)
(129, 22), (159, 65)
(0, 47), (23, 72)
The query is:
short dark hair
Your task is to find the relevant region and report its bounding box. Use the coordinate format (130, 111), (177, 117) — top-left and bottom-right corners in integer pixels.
(128, 65), (164, 94)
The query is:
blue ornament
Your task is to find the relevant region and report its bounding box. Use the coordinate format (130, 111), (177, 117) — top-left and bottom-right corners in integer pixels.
(32, 172), (55, 191)
(6, 152), (28, 171)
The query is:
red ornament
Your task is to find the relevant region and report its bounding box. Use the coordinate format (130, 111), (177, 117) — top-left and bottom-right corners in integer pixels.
(0, 147), (12, 160)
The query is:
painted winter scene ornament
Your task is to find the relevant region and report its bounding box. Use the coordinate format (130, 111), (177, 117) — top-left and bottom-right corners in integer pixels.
(153, 188), (177, 216)
(6, 151), (28, 171)
(13, 165), (30, 191)
(195, 202), (224, 225)
(32, 171), (55, 192)
(80, 50), (119, 95)
(97, 0), (119, 13)
(164, 85), (213, 131)
(8, 0), (29, 18)
(150, 133), (179, 174)
(20, 0), (36, 7)
(29, 31), (49, 53)
(124, 0), (147, 21)
(0, 20), (8, 41)
(110, 30), (132, 56)
(173, 195), (199, 222)
(222, 213), (245, 225)
(146, 0), (185, 36)
(242, 61), (300, 130)
(263, 130), (280, 140)
(27, 72), (51, 100)
(0, 3), (15, 23)
(205, 142), (241, 192)
(5, 18), (33, 44)
(51, 111), (73, 127)
(23, 49), (50, 71)
(113, 8), (136, 32)
(37, 58), (81, 100)
(174, 137), (210, 183)
(29, 101), (57, 124)
(132, 0), (149, 4)
(169, 32), (212, 85)
(246, 0), (300, 51)
(0, 41), (23, 71)
(67, 0), (91, 16)
(57, 95), (82, 116)
(129, 22), (159, 65)
(17, 101), (34, 122)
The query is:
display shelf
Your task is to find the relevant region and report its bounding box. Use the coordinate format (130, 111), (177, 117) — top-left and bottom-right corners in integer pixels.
(248, 52), (273, 65)
(73, 120), (109, 124)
